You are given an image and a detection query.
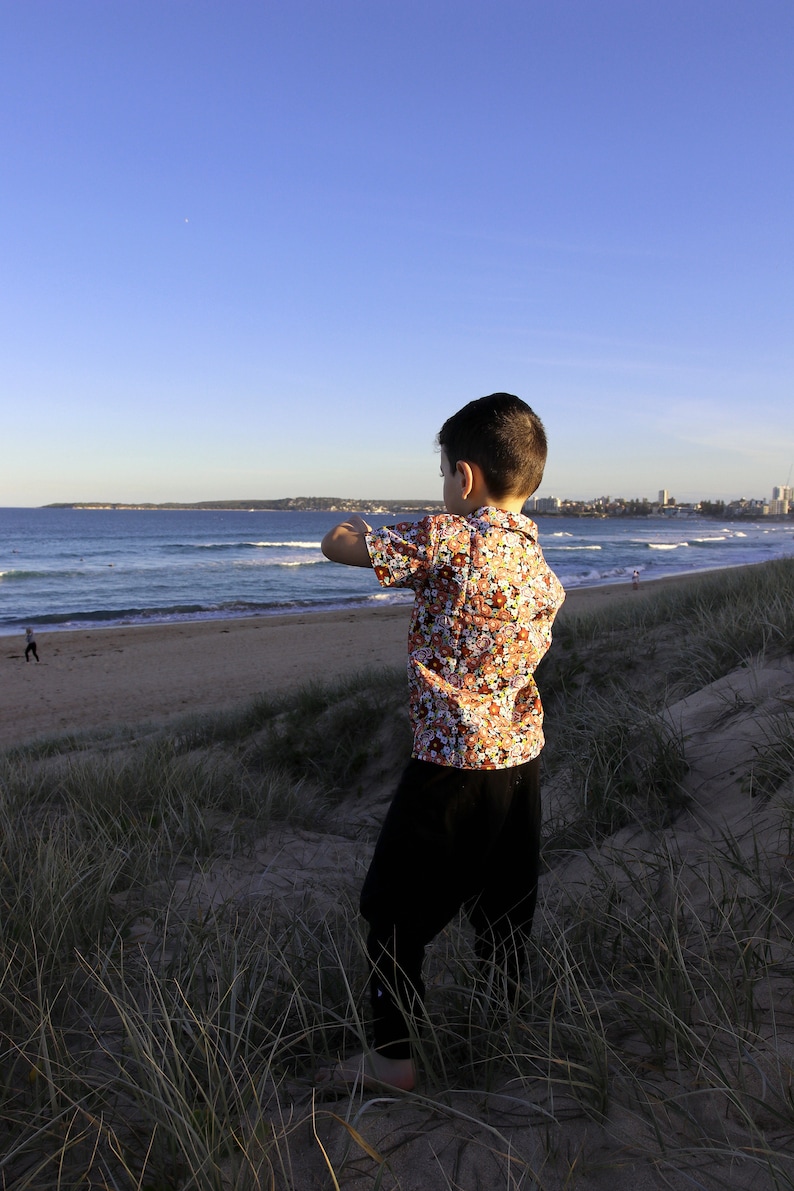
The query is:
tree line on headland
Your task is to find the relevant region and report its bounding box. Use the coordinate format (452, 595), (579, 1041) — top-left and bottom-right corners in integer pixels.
(43, 496), (793, 520)
(44, 498), (446, 514)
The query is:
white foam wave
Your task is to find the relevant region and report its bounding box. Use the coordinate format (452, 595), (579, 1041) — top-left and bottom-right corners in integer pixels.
(251, 540), (321, 549)
(275, 559), (325, 568)
(231, 555), (324, 569)
(555, 565), (627, 587)
(365, 590), (414, 604)
(546, 545), (602, 551)
(648, 542), (689, 550)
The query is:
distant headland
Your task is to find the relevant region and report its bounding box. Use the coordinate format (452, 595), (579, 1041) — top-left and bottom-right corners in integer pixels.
(43, 492), (794, 520)
(43, 498), (446, 514)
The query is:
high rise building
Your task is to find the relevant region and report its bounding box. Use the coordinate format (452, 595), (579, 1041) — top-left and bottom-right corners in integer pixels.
(770, 485), (791, 515)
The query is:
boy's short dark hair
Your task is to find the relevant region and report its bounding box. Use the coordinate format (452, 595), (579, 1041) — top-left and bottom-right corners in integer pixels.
(437, 393), (548, 500)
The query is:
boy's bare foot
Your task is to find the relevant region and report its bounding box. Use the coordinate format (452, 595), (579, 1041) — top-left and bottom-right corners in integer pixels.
(315, 1050), (416, 1092)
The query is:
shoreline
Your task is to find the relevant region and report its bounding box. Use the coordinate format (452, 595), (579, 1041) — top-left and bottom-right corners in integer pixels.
(0, 559), (769, 639)
(0, 564), (773, 748)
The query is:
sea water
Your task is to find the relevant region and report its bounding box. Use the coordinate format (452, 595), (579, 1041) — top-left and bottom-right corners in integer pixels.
(1, 507), (792, 635)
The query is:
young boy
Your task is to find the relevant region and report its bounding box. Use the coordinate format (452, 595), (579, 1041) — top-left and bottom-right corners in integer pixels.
(320, 393), (564, 1092)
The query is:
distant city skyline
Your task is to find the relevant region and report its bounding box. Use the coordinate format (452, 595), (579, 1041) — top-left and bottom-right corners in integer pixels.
(534, 481), (794, 507)
(1, 2), (791, 507)
(528, 486), (792, 517)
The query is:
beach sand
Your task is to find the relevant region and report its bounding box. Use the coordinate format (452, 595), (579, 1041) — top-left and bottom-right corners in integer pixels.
(3, 572), (700, 748)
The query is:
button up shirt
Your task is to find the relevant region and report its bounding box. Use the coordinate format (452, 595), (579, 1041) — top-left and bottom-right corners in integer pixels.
(366, 507), (564, 769)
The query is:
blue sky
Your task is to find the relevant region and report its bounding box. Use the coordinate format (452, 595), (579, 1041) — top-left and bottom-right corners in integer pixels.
(1, 0), (791, 505)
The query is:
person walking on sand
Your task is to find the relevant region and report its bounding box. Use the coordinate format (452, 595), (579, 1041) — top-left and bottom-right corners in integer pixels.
(318, 392), (565, 1092)
(632, 569), (640, 590)
(25, 627), (39, 663)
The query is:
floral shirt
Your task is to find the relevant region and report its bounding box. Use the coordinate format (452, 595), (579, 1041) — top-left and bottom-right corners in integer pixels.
(366, 507), (564, 769)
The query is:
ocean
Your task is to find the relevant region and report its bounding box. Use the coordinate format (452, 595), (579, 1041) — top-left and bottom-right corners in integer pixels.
(1, 507), (792, 636)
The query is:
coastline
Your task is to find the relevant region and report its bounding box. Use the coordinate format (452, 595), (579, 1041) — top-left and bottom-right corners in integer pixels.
(0, 565), (768, 748)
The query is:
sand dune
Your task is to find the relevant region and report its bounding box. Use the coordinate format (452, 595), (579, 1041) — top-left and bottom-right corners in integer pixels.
(3, 565), (793, 1187)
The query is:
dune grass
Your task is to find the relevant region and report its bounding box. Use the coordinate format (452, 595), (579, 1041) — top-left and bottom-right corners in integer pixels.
(541, 557), (794, 698)
(1, 560), (794, 1187)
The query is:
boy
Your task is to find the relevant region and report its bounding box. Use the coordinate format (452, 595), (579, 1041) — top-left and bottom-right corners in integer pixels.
(320, 393), (564, 1091)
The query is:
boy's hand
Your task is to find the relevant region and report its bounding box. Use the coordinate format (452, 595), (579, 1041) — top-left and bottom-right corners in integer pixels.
(345, 514), (372, 535)
(321, 515), (374, 568)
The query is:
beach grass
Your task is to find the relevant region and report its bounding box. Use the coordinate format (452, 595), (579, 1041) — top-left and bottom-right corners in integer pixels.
(1, 559), (794, 1187)
(543, 556), (794, 695)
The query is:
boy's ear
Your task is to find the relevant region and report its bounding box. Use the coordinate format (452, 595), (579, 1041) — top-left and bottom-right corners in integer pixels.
(456, 460), (475, 499)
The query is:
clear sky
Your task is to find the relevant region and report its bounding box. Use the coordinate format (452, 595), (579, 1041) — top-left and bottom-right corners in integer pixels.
(1, 0), (792, 506)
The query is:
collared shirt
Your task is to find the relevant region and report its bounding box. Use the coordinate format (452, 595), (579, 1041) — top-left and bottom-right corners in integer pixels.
(366, 507), (565, 769)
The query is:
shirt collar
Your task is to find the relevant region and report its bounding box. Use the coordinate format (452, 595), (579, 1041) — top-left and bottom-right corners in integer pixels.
(469, 506), (538, 539)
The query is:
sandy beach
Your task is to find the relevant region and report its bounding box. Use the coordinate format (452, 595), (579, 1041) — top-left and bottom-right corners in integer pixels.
(2, 572), (705, 748)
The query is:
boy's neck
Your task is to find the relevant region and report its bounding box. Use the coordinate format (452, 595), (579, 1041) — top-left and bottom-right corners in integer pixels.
(451, 458), (530, 516)
(470, 481), (528, 516)
(485, 495), (530, 514)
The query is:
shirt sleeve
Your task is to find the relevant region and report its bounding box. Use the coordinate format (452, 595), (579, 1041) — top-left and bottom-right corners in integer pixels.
(365, 516), (439, 589)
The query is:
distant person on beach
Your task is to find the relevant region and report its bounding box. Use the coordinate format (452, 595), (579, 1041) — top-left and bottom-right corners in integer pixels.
(319, 392), (565, 1092)
(632, 569), (640, 590)
(25, 627), (39, 663)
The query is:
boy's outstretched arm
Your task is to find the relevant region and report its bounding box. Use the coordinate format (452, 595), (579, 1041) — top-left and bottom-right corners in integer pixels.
(321, 514), (373, 568)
